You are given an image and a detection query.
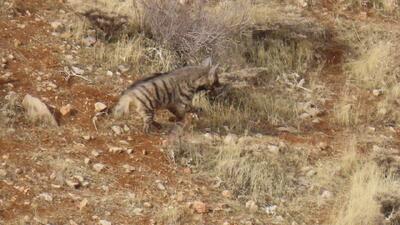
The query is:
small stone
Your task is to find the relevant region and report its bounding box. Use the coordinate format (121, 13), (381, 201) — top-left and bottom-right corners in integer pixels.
(84, 158), (91, 164)
(372, 89), (383, 97)
(82, 36), (96, 47)
(111, 126), (123, 135)
(109, 146), (124, 153)
(15, 168), (23, 174)
(133, 208), (143, 215)
(65, 179), (80, 189)
(245, 200), (258, 212)
(60, 104), (73, 116)
(99, 220), (112, 225)
(142, 150), (147, 155)
(91, 150), (100, 157)
(222, 190), (232, 198)
(299, 112), (311, 119)
(70, 220), (79, 225)
(123, 124), (130, 132)
(126, 149), (133, 154)
(93, 163), (105, 172)
(193, 201), (207, 214)
(267, 145), (280, 154)
(79, 198), (88, 210)
(122, 164), (135, 173)
(106, 71), (113, 76)
(368, 126), (376, 132)
(71, 66), (84, 75)
(359, 11), (368, 20)
(117, 65), (130, 73)
(7, 54), (15, 60)
(143, 202), (152, 208)
(306, 169), (317, 177)
(224, 133), (238, 145)
(94, 102), (107, 112)
(50, 21), (64, 32)
(318, 142), (329, 150)
(183, 167), (192, 174)
(156, 180), (166, 191)
(321, 190), (333, 199)
(264, 205), (277, 215)
(0, 169), (7, 177)
(82, 135), (91, 141)
(38, 192), (53, 202)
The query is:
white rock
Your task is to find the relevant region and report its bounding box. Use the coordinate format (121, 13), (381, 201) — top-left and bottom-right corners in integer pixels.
(245, 200), (258, 212)
(123, 124), (130, 132)
(118, 65), (130, 73)
(156, 180), (166, 190)
(372, 89), (383, 97)
(84, 158), (91, 164)
(109, 146), (124, 153)
(71, 66), (84, 75)
(50, 21), (64, 32)
(321, 190), (333, 199)
(60, 104), (73, 116)
(133, 208), (143, 215)
(65, 179), (80, 189)
(111, 126), (123, 135)
(264, 205), (277, 215)
(91, 150), (100, 157)
(306, 169), (317, 177)
(122, 164), (135, 173)
(82, 36), (96, 47)
(143, 202), (152, 208)
(267, 145), (280, 154)
(94, 102), (107, 112)
(38, 193), (53, 202)
(106, 71), (113, 76)
(224, 133), (238, 145)
(99, 220), (112, 225)
(93, 163), (105, 172)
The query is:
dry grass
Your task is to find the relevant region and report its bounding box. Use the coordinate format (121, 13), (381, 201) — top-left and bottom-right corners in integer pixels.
(333, 162), (400, 225)
(194, 88), (299, 132)
(340, 0), (399, 13)
(156, 205), (193, 225)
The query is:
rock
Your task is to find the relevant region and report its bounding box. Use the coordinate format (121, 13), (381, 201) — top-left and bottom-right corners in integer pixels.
(38, 192), (53, 202)
(245, 200), (258, 212)
(143, 202), (152, 208)
(94, 102), (107, 112)
(50, 21), (64, 32)
(106, 71), (113, 76)
(79, 198), (88, 210)
(372, 89), (383, 97)
(183, 167), (192, 174)
(122, 164), (135, 173)
(321, 190), (333, 199)
(111, 126), (123, 135)
(318, 142), (329, 150)
(84, 158), (91, 164)
(133, 208), (143, 215)
(60, 104), (73, 116)
(109, 146), (124, 153)
(7, 54), (15, 60)
(267, 145), (280, 154)
(0, 169), (7, 177)
(82, 135), (92, 141)
(91, 150), (100, 157)
(299, 112), (311, 120)
(264, 205), (277, 215)
(117, 65), (130, 73)
(22, 94), (58, 126)
(82, 36), (96, 47)
(368, 126), (376, 132)
(123, 124), (130, 132)
(71, 66), (84, 75)
(224, 133), (238, 145)
(306, 169), (317, 177)
(222, 190), (232, 198)
(193, 201), (207, 214)
(155, 180), (166, 190)
(99, 220), (112, 225)
(93, 163), (106, 172)
(65, 179), (80, 189)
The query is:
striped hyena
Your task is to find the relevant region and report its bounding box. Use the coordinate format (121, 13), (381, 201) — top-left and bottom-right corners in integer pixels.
(114, 58), (220, 133)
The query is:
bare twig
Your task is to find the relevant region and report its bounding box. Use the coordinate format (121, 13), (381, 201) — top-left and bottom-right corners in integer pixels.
(62, 67), (93, 83)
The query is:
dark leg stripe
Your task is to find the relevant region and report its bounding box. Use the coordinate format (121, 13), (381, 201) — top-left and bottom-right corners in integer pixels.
(139, 86), (156, 108)
(151, 82), (161, 104)
(135, 96), (152, 110)
(178, 84), (192, 102)
(139, 89), (156, 109)
(161, 80), (172, 104)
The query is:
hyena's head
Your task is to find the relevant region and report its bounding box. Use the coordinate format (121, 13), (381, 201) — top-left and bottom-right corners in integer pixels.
(195, 58), (221, 92)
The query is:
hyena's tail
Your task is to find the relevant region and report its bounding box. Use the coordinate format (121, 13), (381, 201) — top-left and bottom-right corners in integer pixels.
(113, 93), (133, 118)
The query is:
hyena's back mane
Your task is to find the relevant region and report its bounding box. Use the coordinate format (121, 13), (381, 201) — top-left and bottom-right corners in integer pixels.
(126, 72), (169, 91)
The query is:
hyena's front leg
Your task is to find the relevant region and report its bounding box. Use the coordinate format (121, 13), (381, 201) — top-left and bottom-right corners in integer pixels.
(137, 107), (161, 133)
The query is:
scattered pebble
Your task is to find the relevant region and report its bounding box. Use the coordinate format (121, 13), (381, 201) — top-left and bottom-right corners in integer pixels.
(109, 146), (124, 153)
(133, 208), (143, 215)
(93, 163), (106, 172)
(99, 220), (112, 225)
(111, 125), (123, 135)
(245, 200), (258, 212)
(65, 178), (80, 189)
(91, 150), (100, 157)
(94, 102), (107, 112)
(60, 104), (73, 116)
(84, 158), (91, 164)
(264, 205), (277, 215)
(321, 190), (333, 199)
(193, 201), (207, 214)
(143, 202), (152, 208)
(155, 180), (166, 191)
(106, 71), (113, 76)
(372, 89), (383, 97)
(38, 192), (53, 202)
(71, 66), (84, 75)
(267, 145), (280, 154)
(122, 164), (135, 173)
(0, 169), (7, 177)
(79, 198), (88, 210)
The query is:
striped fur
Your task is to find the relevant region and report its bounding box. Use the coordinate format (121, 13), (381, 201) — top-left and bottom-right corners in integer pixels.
(114, 62), (220, 133)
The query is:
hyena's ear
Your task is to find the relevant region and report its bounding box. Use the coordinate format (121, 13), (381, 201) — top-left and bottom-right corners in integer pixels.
(208, 64), (219, 83)
(201, 57), (212, 68)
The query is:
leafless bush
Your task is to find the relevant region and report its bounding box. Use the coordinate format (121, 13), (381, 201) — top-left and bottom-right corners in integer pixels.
(141, 0), (252, 63)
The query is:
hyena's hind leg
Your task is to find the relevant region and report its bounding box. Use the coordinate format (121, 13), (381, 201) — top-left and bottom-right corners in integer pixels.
(136, 106), (161, 133)
(167, 104), (186, 122)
